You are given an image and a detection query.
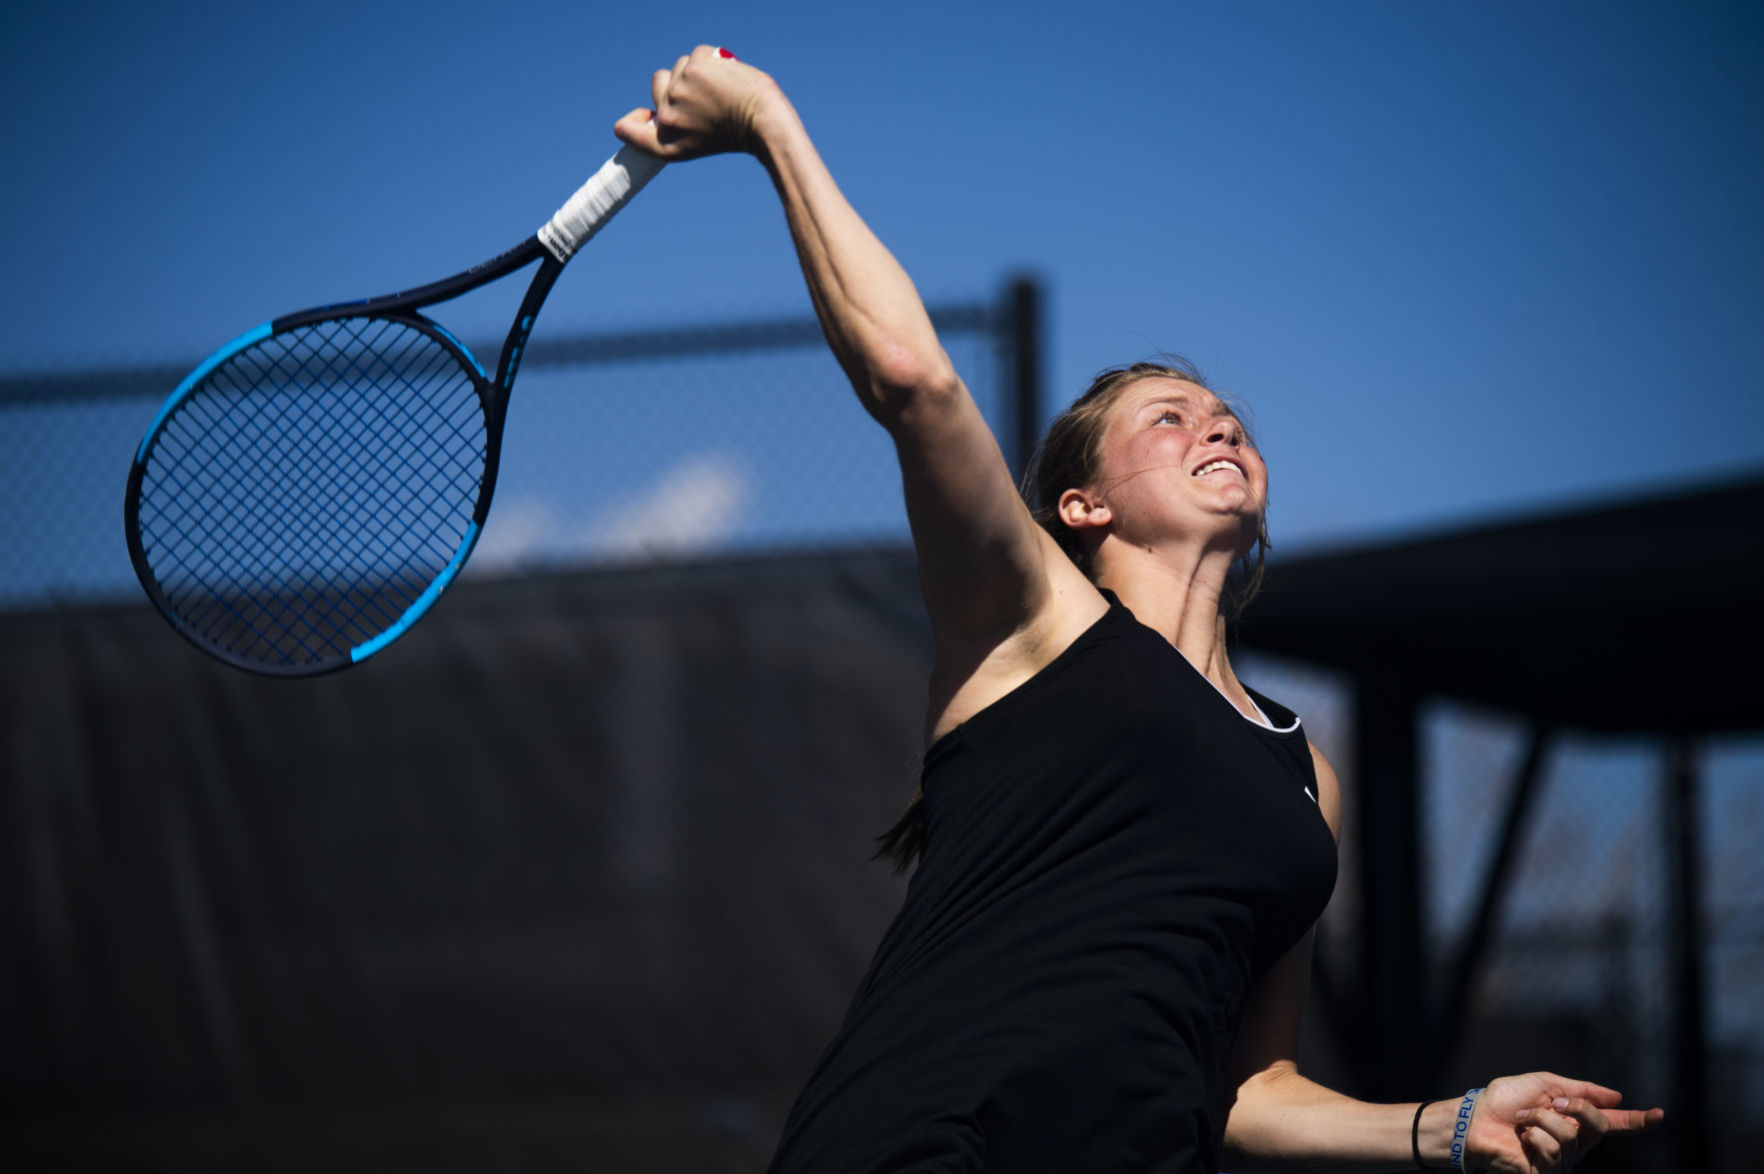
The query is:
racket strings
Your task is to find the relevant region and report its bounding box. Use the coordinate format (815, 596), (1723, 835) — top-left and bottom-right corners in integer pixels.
(184, 322), (479, 643)
(136, 317), (487, 668)
(148, 335), (475, 661)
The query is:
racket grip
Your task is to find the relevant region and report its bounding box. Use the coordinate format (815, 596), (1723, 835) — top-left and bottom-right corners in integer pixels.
(538, 145), (666, 262)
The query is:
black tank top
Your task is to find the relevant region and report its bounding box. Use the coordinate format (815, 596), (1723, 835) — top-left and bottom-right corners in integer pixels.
(769, 592), (1338, 1173)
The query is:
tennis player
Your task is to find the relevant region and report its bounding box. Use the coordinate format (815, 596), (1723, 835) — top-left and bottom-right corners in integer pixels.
(615, 46), (1665, 1174)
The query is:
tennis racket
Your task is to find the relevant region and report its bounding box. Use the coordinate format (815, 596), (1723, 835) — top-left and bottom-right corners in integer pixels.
(125, 141), (664, 676)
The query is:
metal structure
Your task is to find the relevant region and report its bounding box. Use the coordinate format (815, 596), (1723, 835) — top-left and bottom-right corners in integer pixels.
(4, 296), (1759, 1171)
(1242, 473), (1764, 1172)
(0, 276), (1045, 613)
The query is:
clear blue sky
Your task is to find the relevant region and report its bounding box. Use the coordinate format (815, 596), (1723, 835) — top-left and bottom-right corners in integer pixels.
(3, 0), (1760, 553)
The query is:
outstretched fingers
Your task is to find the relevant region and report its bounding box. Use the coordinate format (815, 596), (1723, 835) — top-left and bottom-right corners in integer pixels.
(1556, 1098), (1609, 1146)
(1532, 1076), (1665, 1135)
(1537, 1073), (1621, 1107)
(1605, 1105), (1667, 1133)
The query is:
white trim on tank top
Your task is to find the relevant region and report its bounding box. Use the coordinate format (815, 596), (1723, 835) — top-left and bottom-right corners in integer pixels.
(1172, 647), (1302, 733)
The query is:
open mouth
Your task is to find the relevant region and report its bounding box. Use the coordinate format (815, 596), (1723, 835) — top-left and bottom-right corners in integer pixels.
(1192, 458), (1245, 479)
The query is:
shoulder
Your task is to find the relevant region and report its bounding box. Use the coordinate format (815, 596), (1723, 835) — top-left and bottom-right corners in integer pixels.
(1306, 741), (1343, 844)
(925, 544), (1109, 744)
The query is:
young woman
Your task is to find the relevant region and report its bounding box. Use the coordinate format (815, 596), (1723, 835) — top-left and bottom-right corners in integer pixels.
(614, 46), (1664, 1174)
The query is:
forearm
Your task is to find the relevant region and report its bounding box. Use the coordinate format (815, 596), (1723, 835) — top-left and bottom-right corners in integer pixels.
(746, 94), (956, 424)
(1222, 1068), (1460, 1173)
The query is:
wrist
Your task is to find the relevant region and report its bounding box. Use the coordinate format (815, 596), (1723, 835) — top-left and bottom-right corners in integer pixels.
(742, 84), (798, 160)
(1431, 1088), (1484, 1170)
(1418, 1097), (1456, 1168)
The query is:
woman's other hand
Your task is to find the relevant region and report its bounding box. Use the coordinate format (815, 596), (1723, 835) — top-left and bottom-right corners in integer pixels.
(1465, 1072), (1664, 1172)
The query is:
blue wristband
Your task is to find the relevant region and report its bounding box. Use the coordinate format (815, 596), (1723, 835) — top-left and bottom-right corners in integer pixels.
(1449, 1087), (1483, 1171)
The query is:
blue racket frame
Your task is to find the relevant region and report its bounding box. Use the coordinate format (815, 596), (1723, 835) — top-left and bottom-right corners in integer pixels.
(125, 237), (566, 677)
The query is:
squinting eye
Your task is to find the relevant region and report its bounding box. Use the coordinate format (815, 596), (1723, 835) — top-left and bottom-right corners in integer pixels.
(1158, 411), (1183, 425)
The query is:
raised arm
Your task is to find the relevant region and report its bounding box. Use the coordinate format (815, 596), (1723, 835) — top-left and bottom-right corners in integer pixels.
(614, 49), (1093, 658)
(617, 49), (948, 427)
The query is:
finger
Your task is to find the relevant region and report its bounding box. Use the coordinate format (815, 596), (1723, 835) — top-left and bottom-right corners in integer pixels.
(1521, 1108), (1581, 1165)
(650, 68), (673, 111)
(1604, 1106), (1666, 1133)
(1558, 1098), (1609, 1145)
(1541, 1074), (1622, 1108)
(1519, 1122), (1563, 1169)
(612, 108), (660, 150)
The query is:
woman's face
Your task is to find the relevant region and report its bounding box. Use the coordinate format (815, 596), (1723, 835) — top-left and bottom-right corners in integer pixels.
(1089, 377), (1268, 555)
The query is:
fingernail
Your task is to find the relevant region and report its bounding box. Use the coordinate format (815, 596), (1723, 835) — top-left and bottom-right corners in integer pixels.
(1553, 1097), (1570, 1111)
(718, 47), (738, 60)
(1515, 1109), (1531, 1121)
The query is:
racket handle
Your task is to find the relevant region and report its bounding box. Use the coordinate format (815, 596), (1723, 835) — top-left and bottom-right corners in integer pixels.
(538, 145), (666, 262)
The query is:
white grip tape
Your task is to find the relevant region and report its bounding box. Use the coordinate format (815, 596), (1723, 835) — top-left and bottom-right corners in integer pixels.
(537, 145), (665, 263)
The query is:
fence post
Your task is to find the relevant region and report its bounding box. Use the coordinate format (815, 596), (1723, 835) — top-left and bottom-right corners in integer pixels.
(1665, 736), (1709, 1173)
(1353, 662), (1427, 1099)
(1003, 276), (1043, 480)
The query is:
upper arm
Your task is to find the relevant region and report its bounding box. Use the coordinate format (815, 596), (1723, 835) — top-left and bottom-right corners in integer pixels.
(1308, 741), (1343, 844)
(1226, 927), (1313, 1094)
(887, 377), (1096, 648)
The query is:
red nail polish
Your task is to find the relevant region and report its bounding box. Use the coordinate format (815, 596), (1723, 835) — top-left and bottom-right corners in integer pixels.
(718, 47), (737, 60)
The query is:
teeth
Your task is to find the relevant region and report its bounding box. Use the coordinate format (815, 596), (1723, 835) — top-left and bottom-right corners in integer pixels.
(1194, 460), (1240, 477)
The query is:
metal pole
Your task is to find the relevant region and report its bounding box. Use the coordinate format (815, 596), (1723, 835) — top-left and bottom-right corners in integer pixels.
(1430, 726), (1552, 1084)
(1003, 276), (1043, 480)
(1665, 736), (1710, 1174)
(1353, 664), (1426, 1099)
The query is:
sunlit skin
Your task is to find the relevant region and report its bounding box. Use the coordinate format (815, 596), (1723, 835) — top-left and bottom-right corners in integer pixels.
(1088, 380), (1267, 562)
(617, 44), (1667, 1174)
(1054, 378), (1270, 721)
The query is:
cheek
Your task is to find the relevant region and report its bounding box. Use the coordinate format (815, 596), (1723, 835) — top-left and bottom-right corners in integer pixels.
(1101, 436), (1180, 487)
(1248, 456), (1270, 497)
(1136, 431), (1198, 470)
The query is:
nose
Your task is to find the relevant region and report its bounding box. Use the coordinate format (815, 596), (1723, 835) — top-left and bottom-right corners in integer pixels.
(1204, 416), (1242, 447)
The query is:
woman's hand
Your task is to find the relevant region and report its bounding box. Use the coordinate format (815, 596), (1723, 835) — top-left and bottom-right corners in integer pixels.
(614, 45), (783, 161)
(1463, 1072), (1664, 1172)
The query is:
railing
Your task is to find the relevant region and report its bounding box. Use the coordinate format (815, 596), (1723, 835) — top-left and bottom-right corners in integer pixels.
(0, 277), (1044, 612)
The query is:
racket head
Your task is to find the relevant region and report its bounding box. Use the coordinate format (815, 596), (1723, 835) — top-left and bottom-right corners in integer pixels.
(126, 313), (497, 676)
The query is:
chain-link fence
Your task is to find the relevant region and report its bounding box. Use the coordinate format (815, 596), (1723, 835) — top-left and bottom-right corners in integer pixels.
(5, 284), (1759, 1172)
(1243, 649), (1764, 1174)
(0, 285), (1035, 612)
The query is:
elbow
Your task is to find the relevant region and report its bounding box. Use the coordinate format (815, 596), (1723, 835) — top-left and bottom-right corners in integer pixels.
(1218, 1062), (1312, 1171)
(866, 340), (960, 429)
(1233, 1059), (1302, 1107)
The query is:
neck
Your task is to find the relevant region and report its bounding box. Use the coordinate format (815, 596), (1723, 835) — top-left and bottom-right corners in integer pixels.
(1093, 541), (1253, 715)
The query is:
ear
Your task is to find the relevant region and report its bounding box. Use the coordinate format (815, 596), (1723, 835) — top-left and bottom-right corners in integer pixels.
(1057, 487), (1112, 532)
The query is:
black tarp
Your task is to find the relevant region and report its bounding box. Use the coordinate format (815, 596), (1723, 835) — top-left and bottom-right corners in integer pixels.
(3, 547), (931, 1172)
(1239, 473), (1764, 732)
